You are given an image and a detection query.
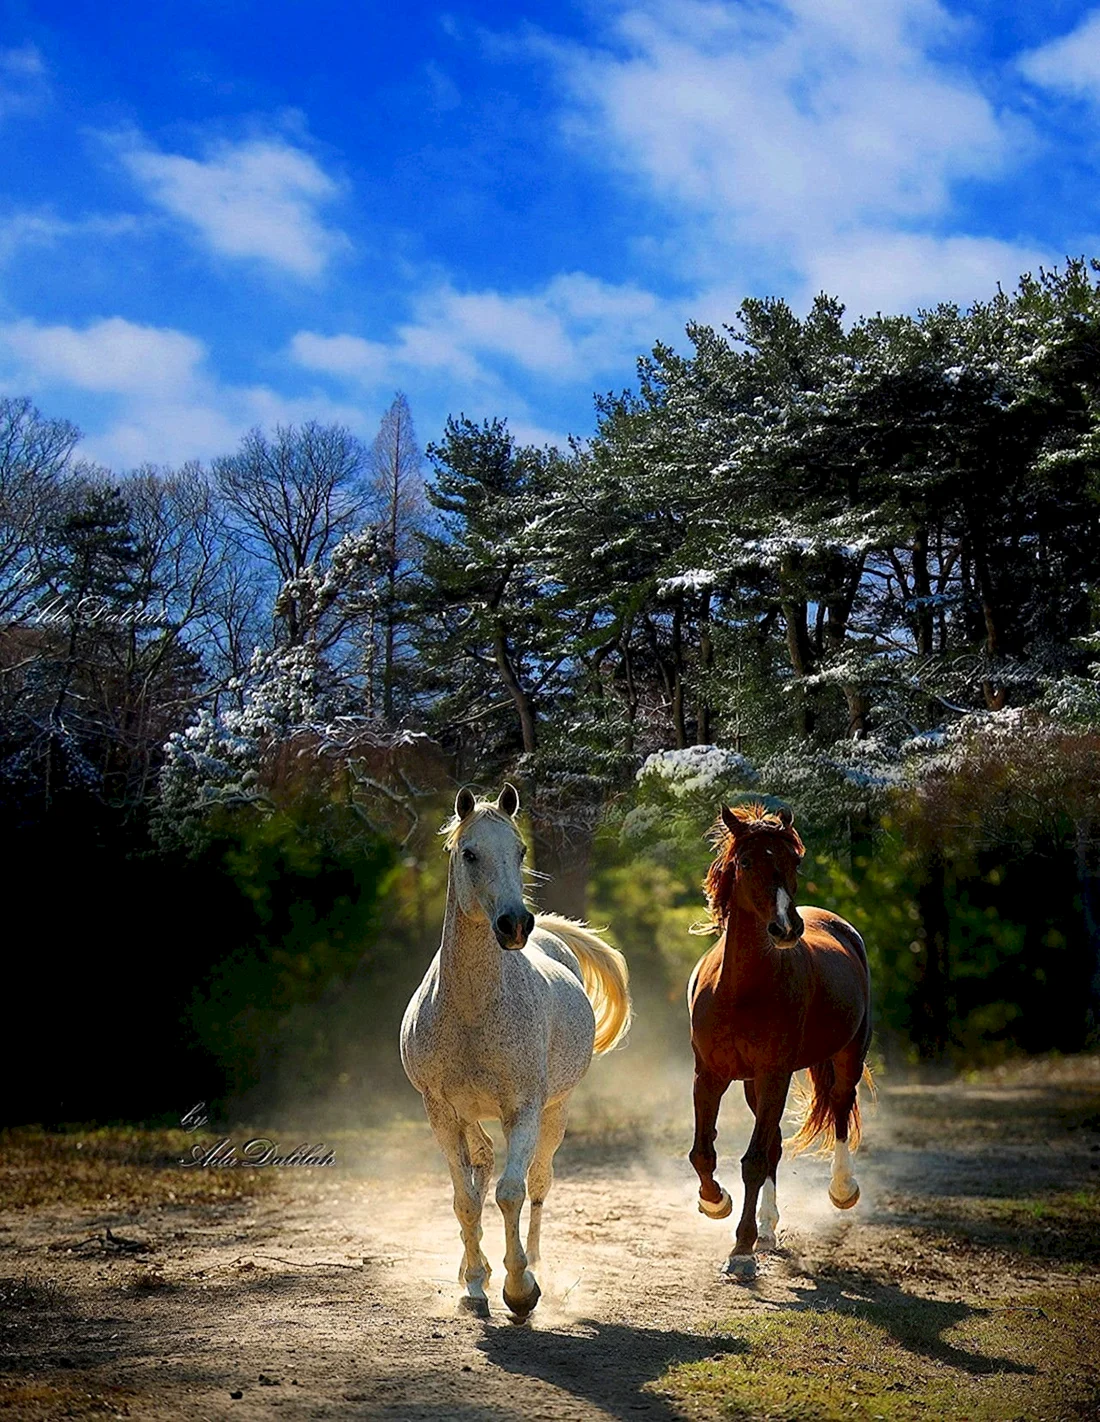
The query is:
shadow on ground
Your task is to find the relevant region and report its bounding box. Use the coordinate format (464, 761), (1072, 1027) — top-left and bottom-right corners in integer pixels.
(479, 1319), (747, 1421)
(779, 1262), (1034, 1377)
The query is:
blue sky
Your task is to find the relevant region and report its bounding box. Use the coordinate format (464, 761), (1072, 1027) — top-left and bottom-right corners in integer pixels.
(2, 0), (1100, 467)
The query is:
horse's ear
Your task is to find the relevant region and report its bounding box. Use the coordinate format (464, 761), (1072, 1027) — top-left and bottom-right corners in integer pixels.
(497, 782), (520, 818)
(455, 786), (476, 821)
(721, 804), (741, 835)
(777, 805), (794, 829)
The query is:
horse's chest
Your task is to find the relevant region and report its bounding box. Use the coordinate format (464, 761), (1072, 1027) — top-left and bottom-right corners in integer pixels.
(410, 1006), (548, 1105)
(696, 993), (801, 1078)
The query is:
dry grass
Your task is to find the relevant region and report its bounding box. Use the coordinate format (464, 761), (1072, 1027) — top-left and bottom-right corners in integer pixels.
(656, 1287), (1100, 1421)
(881, 1185), (1100, 1267)
(0, 1128), (280, 1212)
(0, 1377), (138, 1418)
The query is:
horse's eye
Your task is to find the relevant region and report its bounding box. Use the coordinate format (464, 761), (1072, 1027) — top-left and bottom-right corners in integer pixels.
(462, 847), (477, 864)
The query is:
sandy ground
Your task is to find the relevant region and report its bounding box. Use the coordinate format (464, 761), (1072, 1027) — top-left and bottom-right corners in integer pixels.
(2, 1060), (1099, 1420)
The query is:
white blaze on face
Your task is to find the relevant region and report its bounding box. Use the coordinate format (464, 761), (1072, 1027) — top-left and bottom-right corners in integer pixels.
(775, 886), (793, 934)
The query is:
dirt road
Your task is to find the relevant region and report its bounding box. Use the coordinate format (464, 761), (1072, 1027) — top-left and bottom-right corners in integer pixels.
(2, 1060), (1099, 1420)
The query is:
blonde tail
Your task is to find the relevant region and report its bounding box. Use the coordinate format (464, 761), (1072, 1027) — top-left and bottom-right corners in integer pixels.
(535, 913), (632, 1054)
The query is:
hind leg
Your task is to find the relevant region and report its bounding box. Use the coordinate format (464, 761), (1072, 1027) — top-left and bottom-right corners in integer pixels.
(828, 1043), (864, 1210)
(743, 1081), (781, 1250)
(525, 1098), (567, 1268)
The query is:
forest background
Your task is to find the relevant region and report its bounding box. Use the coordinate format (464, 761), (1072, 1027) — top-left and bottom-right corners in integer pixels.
(5, 260), (1100, 1127)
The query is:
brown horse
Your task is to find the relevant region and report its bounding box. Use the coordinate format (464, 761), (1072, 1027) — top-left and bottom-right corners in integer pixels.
(688, 802), (872, 1279)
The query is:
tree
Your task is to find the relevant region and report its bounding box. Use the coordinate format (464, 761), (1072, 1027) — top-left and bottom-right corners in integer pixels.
(367, 393), (427, 721)
(213, 422), (369, 646)
(0, 395), (80, 619)
(415, 417), (600, 910)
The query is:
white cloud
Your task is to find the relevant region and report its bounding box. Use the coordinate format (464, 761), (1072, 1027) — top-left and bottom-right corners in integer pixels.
(542, 0), (1036, 313)
(0, 211), (141, 264)
(799, 232), (1052, 316)
(290, 331), (394, 383)
(119, 135), (346, 277)
(1, 317), (206, 397)
(1019, 10), (1100, 100)
(292, 271), (674, 392)
(0, 316), (366, 466)
(504, 418), (573, 450)
(0, 44), (49, 120)
(8, 209), (138, 249)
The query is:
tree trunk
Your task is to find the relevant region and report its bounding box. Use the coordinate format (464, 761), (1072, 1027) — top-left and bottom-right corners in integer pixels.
(493, 625), (537, 754)
(780, 552), (815, 737)
(911, 528), (934, 657)
(671, 597), (687, 749)
(696, 591), (714, 743)
(823, 552), (868, 738)
(844, 685), (871, 738)
(530, 818), (592, 920)
(962, 503), (1005, 710)
(1077, 820), (1100, 1038)
(913, 853), (952, 1060)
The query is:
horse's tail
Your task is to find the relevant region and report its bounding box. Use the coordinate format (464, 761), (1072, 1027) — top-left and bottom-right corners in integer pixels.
(535, 913), (632, 1054)
(788, 1062), (875, 1157)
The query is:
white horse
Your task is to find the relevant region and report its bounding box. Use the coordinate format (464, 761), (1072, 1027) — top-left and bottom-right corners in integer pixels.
(400, 783), (631, 1318)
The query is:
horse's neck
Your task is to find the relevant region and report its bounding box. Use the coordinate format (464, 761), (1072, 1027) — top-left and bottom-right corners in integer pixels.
(716, 901), (775, 997)
(438, 871), (501, 1022)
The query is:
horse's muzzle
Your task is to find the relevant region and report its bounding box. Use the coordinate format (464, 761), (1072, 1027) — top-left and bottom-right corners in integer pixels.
(767, 910), (804, 946)
(495, 910), (536, 951)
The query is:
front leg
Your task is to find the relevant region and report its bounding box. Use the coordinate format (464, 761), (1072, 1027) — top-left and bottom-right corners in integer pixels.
(744, 1079), (781, 1250)
(725, 1071), (791, 1281)
(497, 1101), (544, 1317)
(422, 1095), (490, 1313)
(690, 1064), (732, 1218)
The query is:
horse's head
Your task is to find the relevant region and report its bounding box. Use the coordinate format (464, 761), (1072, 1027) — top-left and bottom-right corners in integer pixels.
(443, 783), (536, 950)
(705, 802), (806, 946)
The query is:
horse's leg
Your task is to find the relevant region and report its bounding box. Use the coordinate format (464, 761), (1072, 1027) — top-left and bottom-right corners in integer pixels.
(466, 1120), (494, 1205)
(828, 1041), (865, 1211)
(464, 1121), (495, 1279)
(743, 1080), (781, 1250)
(691, 1063), (732, 1218)
(725, 1071), (790, 1281)
(525, 1097), (567, 1268)
(422, 1096), (490, 1313)
(497, 1101), (544, 1317)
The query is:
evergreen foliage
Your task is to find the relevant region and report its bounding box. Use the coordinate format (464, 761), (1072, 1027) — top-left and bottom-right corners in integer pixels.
(6, 262), (1100, 1115)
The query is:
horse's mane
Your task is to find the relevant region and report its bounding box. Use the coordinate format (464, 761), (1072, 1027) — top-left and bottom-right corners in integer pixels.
(440, 802), (521, 852)
(702, 802), (805, 930)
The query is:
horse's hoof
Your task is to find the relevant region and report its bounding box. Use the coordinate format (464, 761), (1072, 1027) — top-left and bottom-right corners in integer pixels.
(698, 1187), (733, 1220)
(721, 1254), (757, 1282)
(457, 1293), (490, 1319)
(829, 1182), (860, 1210)
(503, 1275), (541, 1318)
(756, 1230), (777, 1252)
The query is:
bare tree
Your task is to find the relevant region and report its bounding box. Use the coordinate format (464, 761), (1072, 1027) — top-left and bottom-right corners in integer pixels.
(213, 422), (369, 645)
(122, 464), (264, 682)
(368, 394), (426, 720)
(0, 396), (80, 619)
